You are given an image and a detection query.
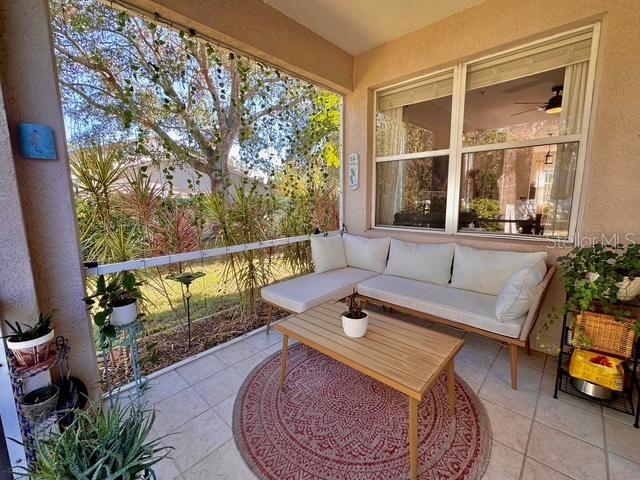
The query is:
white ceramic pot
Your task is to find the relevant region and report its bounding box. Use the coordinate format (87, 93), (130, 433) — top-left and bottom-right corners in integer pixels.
(6, 329), (55, 367)
(341, 311), (369, 338)
(110, 300), (138, 326)
(617, 276), (640, 302)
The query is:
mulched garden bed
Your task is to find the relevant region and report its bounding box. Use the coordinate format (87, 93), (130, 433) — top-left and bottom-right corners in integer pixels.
(98, 300), (288, 390)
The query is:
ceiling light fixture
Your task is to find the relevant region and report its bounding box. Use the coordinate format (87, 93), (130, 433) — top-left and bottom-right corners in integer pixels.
(544, 134), (554, 164)
(545, 85), (563, 114)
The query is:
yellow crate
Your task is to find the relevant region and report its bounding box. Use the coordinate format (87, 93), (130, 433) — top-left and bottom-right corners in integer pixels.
(569, 350), (624, 391)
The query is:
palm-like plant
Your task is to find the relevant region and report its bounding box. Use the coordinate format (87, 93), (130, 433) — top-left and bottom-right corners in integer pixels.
(71, 144), (129, 227)
(205, 182), (277, 315)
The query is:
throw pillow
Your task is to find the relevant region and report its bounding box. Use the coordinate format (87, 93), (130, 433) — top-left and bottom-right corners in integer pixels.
(310, 234), (347, 273)
(384, 239), (455, 285)
(495, 261), (546, 322)
(342, 234), (390, 273)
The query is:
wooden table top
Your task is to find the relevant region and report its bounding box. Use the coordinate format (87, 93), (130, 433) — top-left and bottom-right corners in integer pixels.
(275, 302), (464, 400)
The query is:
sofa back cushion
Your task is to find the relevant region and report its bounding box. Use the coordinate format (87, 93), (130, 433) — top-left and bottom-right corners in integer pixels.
(342, 234), (390, 273)
(384, 239), (455, 286)
(451, 245), (547, 295)
(311, 234), (347, 273)
(495, 261), (546, 322)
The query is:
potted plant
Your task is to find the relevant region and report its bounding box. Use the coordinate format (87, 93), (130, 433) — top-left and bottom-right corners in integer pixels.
(21, 384), (59, 424)
(4, 311), (55, 367)
(541, 243), (640, 354)
(84, 271), (143, 340)
(342, 291), (369, 338)
(26, 401), (169, 480)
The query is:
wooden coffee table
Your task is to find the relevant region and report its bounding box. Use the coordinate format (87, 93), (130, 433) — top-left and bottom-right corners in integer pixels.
(274, 301), (464, 480)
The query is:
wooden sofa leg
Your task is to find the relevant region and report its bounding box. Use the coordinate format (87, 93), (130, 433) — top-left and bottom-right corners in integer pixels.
(266, 304), (273, 334)
(509, 344), (518, 390)
(525, 338), (532, 356)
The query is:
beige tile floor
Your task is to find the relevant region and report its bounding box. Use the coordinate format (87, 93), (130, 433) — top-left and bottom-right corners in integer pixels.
(121, 314), (640, 480)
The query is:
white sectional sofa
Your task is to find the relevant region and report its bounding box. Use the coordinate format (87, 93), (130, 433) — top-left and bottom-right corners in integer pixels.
(261, 233), (555, 389)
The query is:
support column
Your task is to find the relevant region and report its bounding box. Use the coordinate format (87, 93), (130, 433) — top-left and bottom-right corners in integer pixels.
(0, 0), (99, 397)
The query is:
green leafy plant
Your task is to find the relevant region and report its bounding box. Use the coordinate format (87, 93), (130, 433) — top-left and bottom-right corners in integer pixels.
(343, 291), (366, 319)
(469, 198), (501, 232)
(541, 243), (640, 344)
(3, 311), (54, 342)
(25, 401), (169, 480)
(84, 272), (143, 340)
(615, 243), (640, 278)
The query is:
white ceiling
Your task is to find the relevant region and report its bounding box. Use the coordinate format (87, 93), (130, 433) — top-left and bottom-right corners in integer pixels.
(263, 0), (486, 55)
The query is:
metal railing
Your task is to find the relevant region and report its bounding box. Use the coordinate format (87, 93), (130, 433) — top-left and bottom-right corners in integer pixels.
(84, 232), (335, 276)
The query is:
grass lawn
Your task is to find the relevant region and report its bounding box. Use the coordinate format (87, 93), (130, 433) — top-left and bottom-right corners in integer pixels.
(136, 255), (299, 335)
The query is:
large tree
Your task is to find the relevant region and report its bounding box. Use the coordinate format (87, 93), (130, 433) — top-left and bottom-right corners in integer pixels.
(51, 0), (319, 191)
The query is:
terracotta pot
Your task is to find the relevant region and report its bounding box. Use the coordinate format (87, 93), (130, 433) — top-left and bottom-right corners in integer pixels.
(110, 300), (138, 326)
(6, 329), (55, 367)
(341, 311), (369, 338)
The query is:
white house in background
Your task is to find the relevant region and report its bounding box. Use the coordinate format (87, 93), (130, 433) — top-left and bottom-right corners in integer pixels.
(130, 159), (270, 197)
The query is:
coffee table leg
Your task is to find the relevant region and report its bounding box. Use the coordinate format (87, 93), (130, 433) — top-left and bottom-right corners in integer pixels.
(409, 396), (418, 480)
(279, 335), (289, 389)
(447, 359), (456, 415)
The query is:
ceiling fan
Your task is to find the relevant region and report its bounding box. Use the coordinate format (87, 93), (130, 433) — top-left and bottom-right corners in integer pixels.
(510, 85), (563, 116)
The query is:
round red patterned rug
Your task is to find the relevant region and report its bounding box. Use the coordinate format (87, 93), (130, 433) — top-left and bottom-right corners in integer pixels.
(234, 344), (491, 480)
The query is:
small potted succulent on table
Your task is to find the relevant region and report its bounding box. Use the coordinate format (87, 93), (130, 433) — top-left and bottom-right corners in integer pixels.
(4, 311), (55, 367)
(84, 271), (143, 341)
(342, 291), (369, 338)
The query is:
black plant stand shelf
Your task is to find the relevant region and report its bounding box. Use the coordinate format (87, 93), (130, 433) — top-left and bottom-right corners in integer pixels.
(553, 306), (640, 428)
(7, 336), (73, 466)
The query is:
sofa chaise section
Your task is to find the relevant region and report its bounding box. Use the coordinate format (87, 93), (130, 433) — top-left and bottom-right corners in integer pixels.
(261, 266), (378, 317)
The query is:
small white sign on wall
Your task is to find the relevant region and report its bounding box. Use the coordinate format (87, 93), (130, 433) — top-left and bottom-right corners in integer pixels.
(348, 153), (359, 190)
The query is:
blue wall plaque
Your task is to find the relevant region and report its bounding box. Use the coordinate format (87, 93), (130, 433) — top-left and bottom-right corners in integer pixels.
(18, 123), (57, 160)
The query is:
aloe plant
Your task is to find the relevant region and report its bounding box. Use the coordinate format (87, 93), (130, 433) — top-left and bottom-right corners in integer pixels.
(26, 401), (168, 480)
(3, 311), (54, 342)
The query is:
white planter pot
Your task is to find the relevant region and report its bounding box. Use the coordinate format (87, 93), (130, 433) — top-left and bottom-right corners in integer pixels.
(617, 276), (640, 302)
(6, 329), (55, 367)
(110, 301), (138, 326)
(342, 311), (369, 338)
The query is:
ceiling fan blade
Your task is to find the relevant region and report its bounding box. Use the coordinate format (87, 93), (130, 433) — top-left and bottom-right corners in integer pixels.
(510, 107), (544, 116)
(513, 101), (547, 104)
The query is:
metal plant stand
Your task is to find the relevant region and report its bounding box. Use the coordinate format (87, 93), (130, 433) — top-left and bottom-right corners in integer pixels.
(102, 318), (145, 407)
(553, 297), (640, 427)
(7, 337), (70, 466)
(166, 271), (206, 349)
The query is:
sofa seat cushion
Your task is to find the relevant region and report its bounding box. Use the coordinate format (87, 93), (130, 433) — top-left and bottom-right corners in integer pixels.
(357, 274), (525, 338)
(261, 267), (379, 313)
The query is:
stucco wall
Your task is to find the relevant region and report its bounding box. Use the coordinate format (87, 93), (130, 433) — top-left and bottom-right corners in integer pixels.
(343, 0), (640, 350)
(0, 0), (99, 395)
(123, 0), (353, 93)
(0, 83), (35, 470)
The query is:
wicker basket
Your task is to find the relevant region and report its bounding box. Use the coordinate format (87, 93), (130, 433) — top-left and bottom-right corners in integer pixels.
(21, 385), (59, 424)
(574, 312), (636, 359)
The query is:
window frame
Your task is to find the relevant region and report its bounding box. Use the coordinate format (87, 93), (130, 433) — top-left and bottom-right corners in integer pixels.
(371, 23), (601, 243)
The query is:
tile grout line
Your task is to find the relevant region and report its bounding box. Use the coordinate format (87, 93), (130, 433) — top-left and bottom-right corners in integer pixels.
(519, 390), (541, 480)
(602, 412), (611, 480)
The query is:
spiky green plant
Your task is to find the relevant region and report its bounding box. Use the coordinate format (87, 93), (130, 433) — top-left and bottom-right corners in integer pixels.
(205, 182), (277, 315)
(26, 402), (169, 480)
